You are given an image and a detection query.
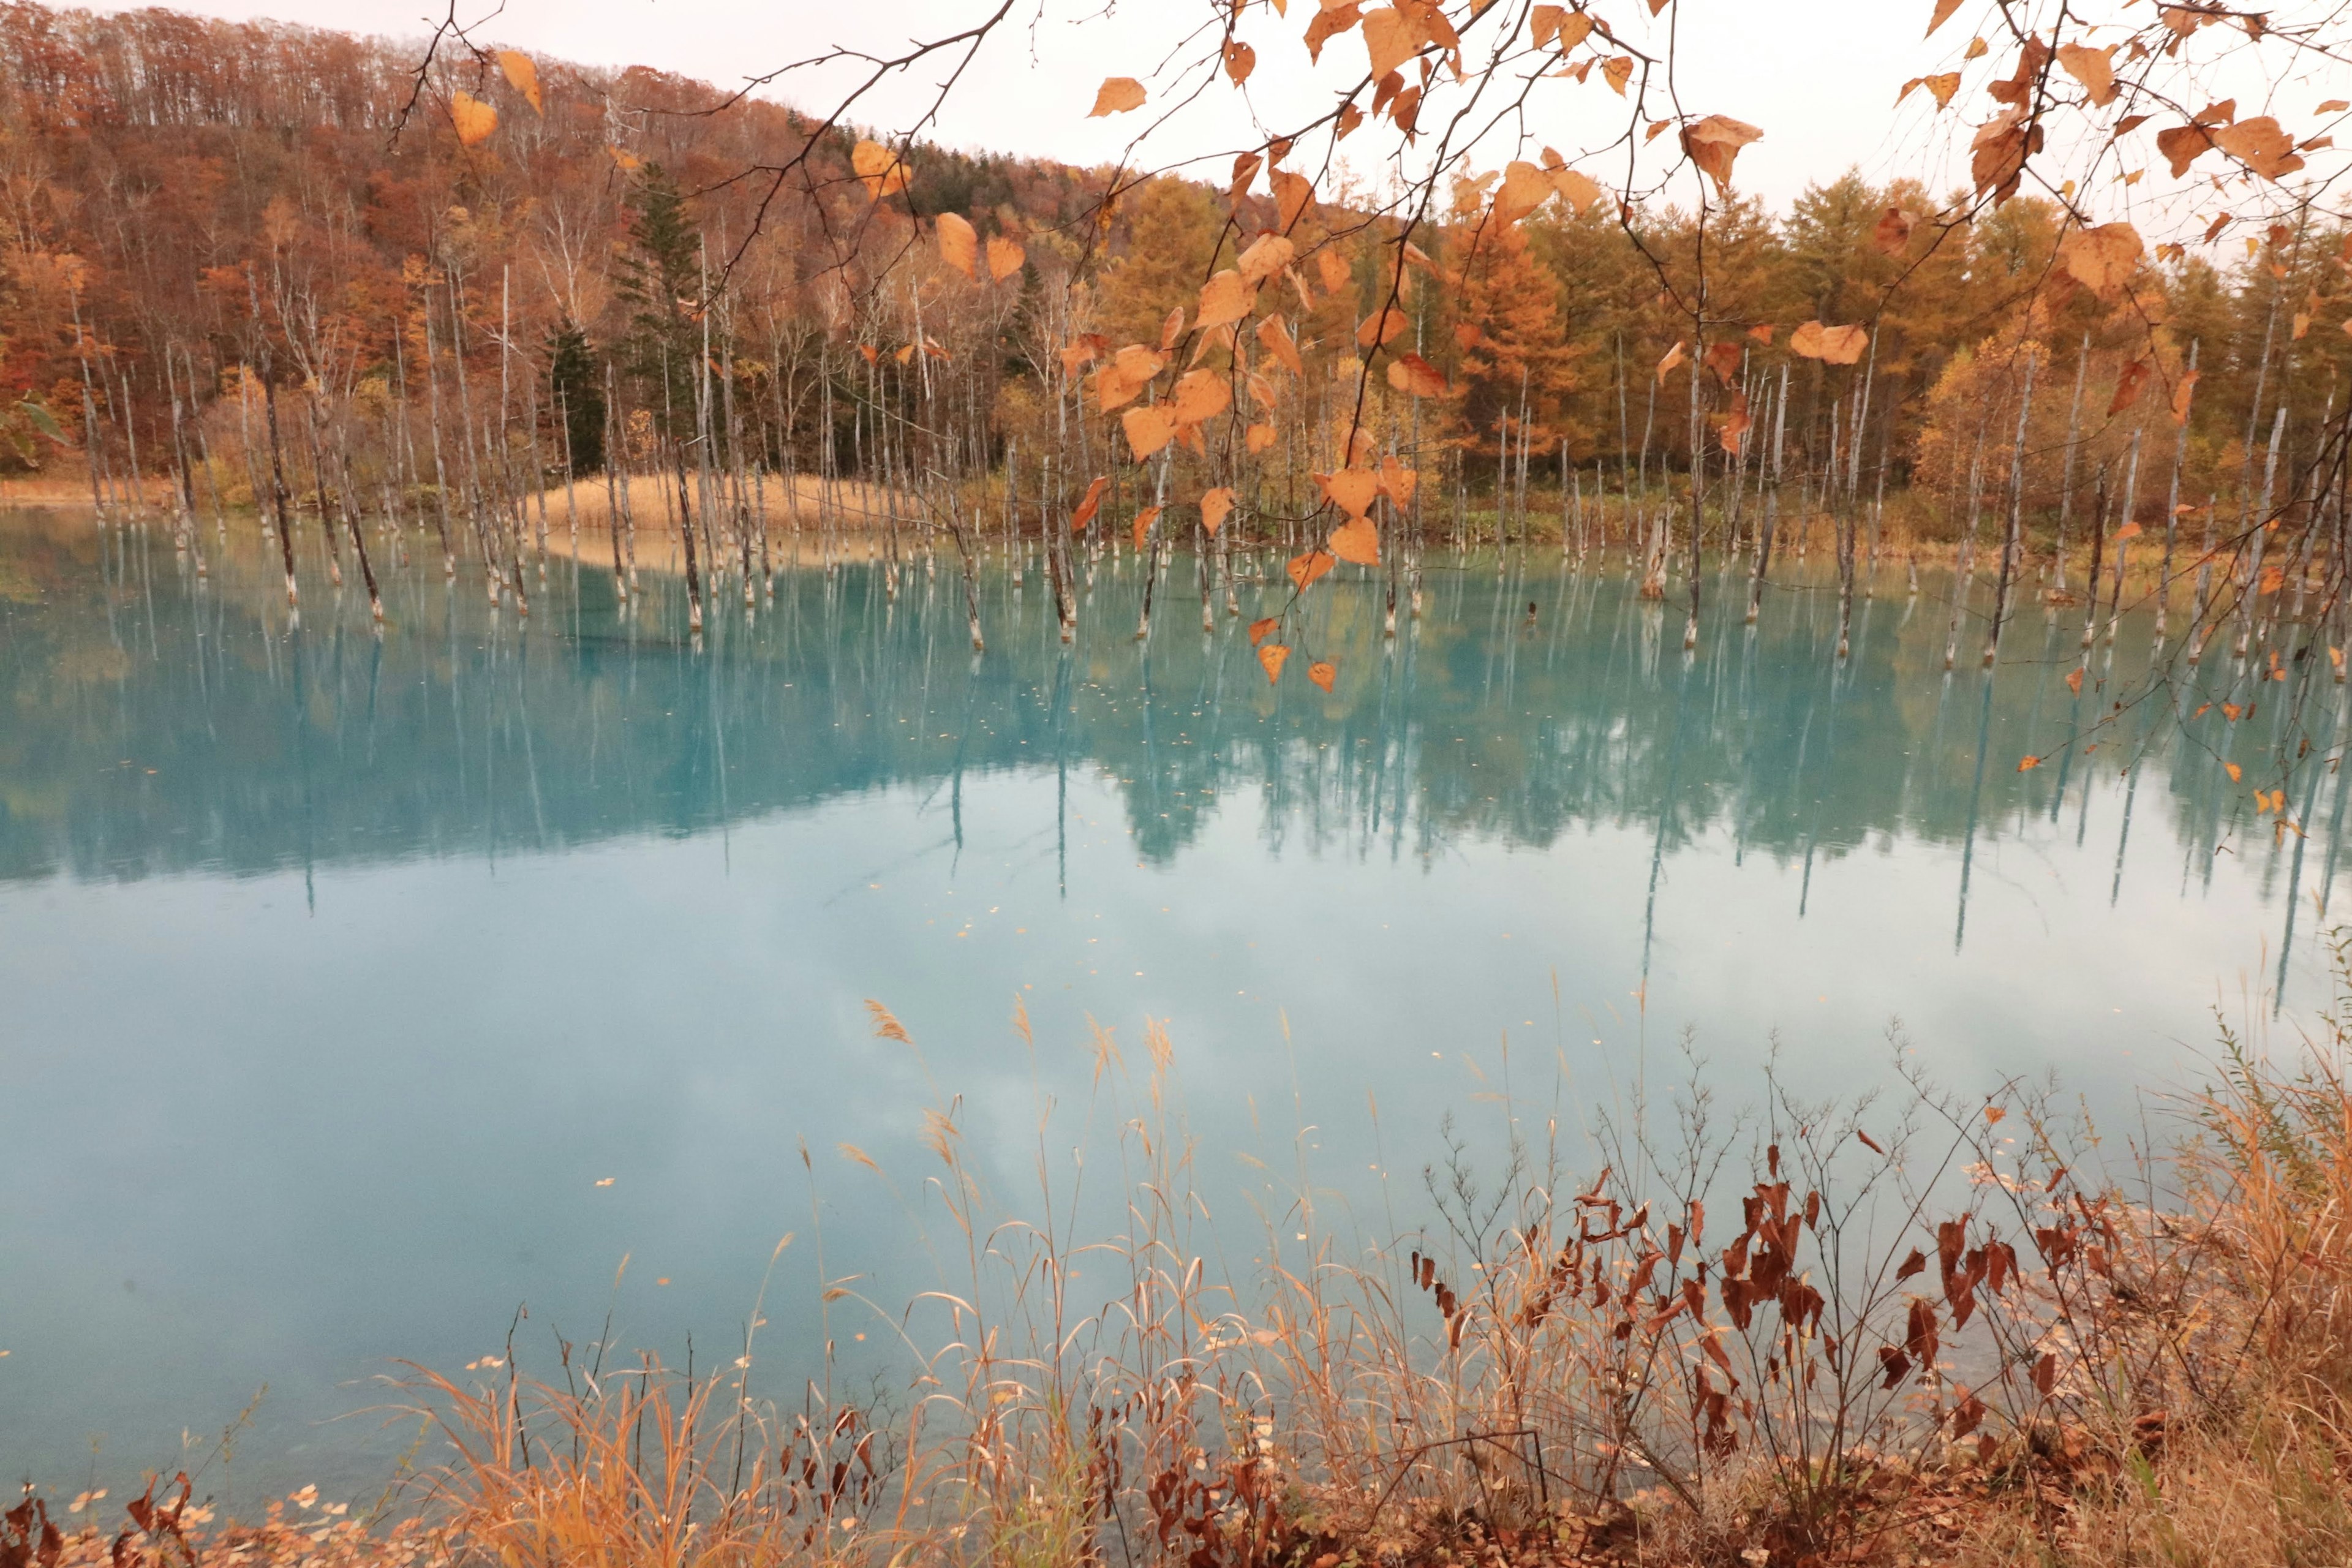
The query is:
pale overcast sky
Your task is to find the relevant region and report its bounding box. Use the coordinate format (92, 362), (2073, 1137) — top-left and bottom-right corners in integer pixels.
(74, 0), (2350, 228)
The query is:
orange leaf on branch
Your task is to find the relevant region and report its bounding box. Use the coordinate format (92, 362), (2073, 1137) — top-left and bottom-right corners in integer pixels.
(1196, 269), (1257, 330)
(1246, 421), (1278, 453)
(1320, 468), (1382, 518)
(1200, 487), (1237, 536)
(937, 212), (978, 279)
(1790, 320), (1869, 364)
(986, 234), (1026, 282)
(496, 51), (542, 114)
(1387, 352), (1449, 397)
(1287, 550), (1335, 592)
(1872, 205), (1917, 257)
(1248, 617), (1279, 646)
(2057, 222), (2142, 296)
(1122, 405), (1176, 459)
(451, 91), (497, 146)
(2108, 357), (2151, 415)
(1071, 476), (1110, 531)
(1357, 306), (1408, 349)
(1238, 232), (1296, 284)
(1656, 341), (1687, 383)
(851, 139), (910, 200)
(1131, 505), (1161, 551)
(1327, 516), (1380, 565)
(1223, 38), (1256, 83)
(1308, 661), (1336, 693)
(1170, 368), (1231, 425)
(1270, 170), (1316, 230)
(1258, 643), (1291, 684)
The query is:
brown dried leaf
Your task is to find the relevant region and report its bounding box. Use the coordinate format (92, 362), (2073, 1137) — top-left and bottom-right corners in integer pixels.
(1926, 0), (1964, 34)
(987, 234), (1027, 282)
(1256, 314), (1305, 375)
(1131, 505), (1161, 551)
(2214, 116), (2305, 179)
(1271, 169), (1316, 230)
(2057, 221), (2142, 295)
(851, 139), (910, 200)
(2055, 42), (2117, 105)
(1873, 205), (1917, 256)
(2171, 367), (2201, 424)
(1287, 549), (1335, 592)
(1356, 305), (1408, 349)
(2108, 356), (2150, 415)
(1224, 38), (1257, 84)
(1681, 115), (1764, 197)
(1071, 475), (1110, 531)
(1656, 340), (1687, 383)
(1362, 5), (1417, 79)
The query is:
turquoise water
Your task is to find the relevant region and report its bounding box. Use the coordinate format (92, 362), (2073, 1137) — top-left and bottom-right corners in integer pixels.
(0, 509), (2339, 1503)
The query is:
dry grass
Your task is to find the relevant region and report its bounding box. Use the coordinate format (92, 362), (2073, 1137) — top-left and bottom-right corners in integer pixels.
(23, 976), (2352, 1568)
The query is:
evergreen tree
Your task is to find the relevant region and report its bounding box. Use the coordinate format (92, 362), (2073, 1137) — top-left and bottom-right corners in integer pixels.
(1448, 219), (1581, 459)
(614, 164), (702, 440)
(548, 320), (605, 472)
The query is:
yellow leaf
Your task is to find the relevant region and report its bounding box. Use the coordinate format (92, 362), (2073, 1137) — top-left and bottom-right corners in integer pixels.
(451, 91), (497, 147)
(1200, 486), (1237, 536)
(986, 234), (1027, 282)
(1550, 165), (1604, 214)
(496, 50), (542, 114)
(1196, 268), (1257, 330)
(1308, 660), (1336, 693)
(1327, 514), (1380, 565)
(1090, 77), (1147, 116)
(1386, 352), (1448, 397)
(937, 212), (978, 279)
(1494, 160), (1554, 226)
(1123, 405), (1177, 459)
(1259, 643), (1292, 684)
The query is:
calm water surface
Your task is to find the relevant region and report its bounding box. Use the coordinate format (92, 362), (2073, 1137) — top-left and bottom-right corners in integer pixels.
(0, 508), (2340, 1499)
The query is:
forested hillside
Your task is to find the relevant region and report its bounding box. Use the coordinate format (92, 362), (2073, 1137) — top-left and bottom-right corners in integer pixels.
(0, 2), (2346, 588)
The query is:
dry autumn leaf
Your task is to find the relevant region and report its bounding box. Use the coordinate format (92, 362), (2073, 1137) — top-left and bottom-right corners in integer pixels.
(2054, 42), (2117, 105)
(1256, 314), (1305, 375)
(1327, 515), (1380, 565)
(1378, 456), (1418, 506)
(1170, 369), (1232, 425)
(1196, 269), (1257, 330)
(1200, 486), (1237, 536)
(1259, 643), (1291, 684)
(1090, 77), (1147, 116)
(1287, 549), (1335, 592)
(451, 91), (497, 146)
(2108, 357), (2151, 415)
(1271, 170), (1316, 230)
(1656, 340), (1687, 383)
(1070, 477), (1110, 531)
(1872, 205), (1917, 257)
(986, 234), (1027, 282)
(1131, 504), (1161, 551)
(1681, 115), (1763, 197)
(937, 213), (978, 279)
(2214, 116), (2305, 179)
(1494, 160), (1555, 226)
(2057, 221), (2142, 295)
(2171, 368), (2201, 424)
(497, 51), (542, 114)
(1602, 55), (1633, 95)
(1308, 660), (1336, 693)
(1224, 39), (1256, 84)
(1356, 306), (1407, 349)
(1246, 421), (1278, 453)
(1322, 468), (1382, 518)
(1238, 232), (1296, 283)
(1123, 405), (1176, 459)
(1387, 352), (1449, 397)
(1248, 617), (1279, 647)
(1927, 0), (1964, 34)
(851, 139), (910, 200)
(1363, 5), (1417, 80)
(1789, 320), (1869, 364)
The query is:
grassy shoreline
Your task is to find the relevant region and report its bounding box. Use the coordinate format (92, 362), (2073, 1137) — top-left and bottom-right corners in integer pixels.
(15, 976), (2352, 1568)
